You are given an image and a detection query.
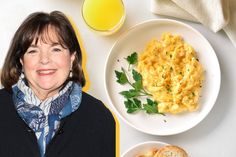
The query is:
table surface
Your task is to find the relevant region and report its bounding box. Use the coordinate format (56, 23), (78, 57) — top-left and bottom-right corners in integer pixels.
(1, 0), (236, 156)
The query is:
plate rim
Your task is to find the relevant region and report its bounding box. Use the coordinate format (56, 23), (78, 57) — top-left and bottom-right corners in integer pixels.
(121, 140), (169, 157)
(104, 18), (221, 136)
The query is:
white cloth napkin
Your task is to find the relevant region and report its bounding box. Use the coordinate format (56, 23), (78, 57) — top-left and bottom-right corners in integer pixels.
(150, 0), (236, 48)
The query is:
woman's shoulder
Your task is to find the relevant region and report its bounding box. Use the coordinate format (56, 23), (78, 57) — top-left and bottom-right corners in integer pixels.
(81, 91), (109, 111)
(80, 91), (114, 120)
(0, 88), (15, 116)
(0, 88), (12, 99)
(81, 91), (101, 104)
(81, 92), (106, 109)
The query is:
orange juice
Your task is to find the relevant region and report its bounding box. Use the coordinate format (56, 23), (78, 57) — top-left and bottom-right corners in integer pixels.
(82, 0), (125, 34)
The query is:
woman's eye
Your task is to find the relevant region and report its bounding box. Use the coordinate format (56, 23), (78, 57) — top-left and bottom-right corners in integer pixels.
(27, 50), (37, 54)
(52, 48), (62, 52)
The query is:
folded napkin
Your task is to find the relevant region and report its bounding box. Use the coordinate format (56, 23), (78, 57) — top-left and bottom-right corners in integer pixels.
(150, 0), (236, 48)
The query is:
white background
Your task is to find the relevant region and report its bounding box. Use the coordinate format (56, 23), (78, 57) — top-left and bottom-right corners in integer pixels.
(0, 0), (236, 156)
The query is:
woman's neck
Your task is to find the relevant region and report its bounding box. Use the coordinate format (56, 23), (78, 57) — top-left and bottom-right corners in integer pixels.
(29, 85), (61, 101)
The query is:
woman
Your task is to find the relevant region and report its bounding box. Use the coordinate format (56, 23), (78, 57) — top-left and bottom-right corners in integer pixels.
(0, 11), (115, 157)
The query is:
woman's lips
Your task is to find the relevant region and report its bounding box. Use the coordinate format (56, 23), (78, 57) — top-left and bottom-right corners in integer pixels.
(36, 69), (57, 76)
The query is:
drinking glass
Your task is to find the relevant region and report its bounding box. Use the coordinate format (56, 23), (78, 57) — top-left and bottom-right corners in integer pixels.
(82, 0), (125, 35)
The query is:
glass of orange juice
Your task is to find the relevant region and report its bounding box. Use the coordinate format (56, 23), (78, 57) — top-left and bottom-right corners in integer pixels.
(82, 0), (125, 35)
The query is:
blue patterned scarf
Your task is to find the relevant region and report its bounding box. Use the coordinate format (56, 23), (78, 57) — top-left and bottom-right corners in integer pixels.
(12, 77), (82, 157)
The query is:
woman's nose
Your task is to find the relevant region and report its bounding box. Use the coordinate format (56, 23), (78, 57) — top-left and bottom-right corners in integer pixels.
(39, 52), (50, 64)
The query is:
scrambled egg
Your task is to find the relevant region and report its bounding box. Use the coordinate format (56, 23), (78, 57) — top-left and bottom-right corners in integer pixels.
(137, 33), (204, 114)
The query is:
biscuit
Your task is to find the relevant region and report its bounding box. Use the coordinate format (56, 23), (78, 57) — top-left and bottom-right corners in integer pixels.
(136, 148), (158, 157)
(154, 145), (188, 157)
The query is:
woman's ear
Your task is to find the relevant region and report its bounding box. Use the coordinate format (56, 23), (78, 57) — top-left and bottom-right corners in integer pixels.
(20, 58), (23, 66)
(70, 52), (76, 65)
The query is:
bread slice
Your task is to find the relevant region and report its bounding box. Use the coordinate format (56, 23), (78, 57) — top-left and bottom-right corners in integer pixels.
(154, 145), (188, 157)
(135, 148), (158, 157)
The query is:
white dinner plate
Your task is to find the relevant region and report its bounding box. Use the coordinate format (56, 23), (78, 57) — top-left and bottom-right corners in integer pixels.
(122, 141), (168, 157)
(104, 19), (221, 135)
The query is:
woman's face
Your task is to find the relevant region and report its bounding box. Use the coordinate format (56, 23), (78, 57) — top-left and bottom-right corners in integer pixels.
(20, 27), (75, 100)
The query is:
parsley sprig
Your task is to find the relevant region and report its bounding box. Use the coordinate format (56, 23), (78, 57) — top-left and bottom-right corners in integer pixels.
(115, 52), (164, 115)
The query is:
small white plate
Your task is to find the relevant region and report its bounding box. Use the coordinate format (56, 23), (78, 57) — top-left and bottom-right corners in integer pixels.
(104, 19), (221, 135)
(122, 141), (168, 157)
